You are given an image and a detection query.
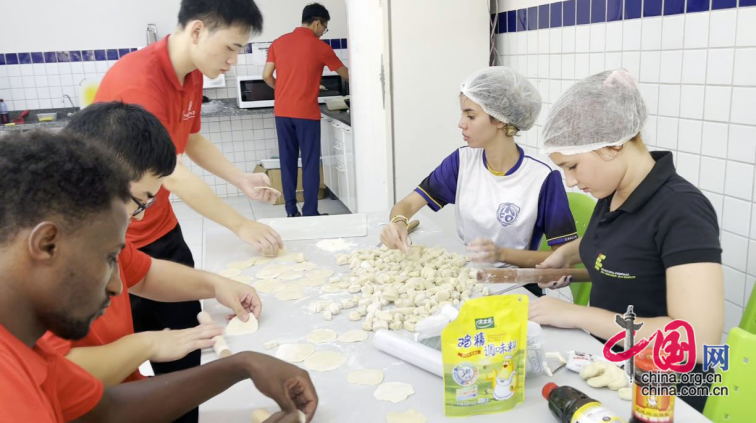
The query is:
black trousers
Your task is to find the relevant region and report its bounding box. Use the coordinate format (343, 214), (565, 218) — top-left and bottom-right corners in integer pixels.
(133, 223), (202, 423)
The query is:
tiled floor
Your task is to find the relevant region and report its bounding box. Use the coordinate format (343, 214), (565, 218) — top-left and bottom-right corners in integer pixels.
(171, 196), (350, 269)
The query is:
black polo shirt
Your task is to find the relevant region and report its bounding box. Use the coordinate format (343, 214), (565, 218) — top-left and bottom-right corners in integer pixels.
(579, 151), (722, 318)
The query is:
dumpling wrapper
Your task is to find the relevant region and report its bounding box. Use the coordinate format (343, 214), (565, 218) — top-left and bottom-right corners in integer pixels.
(374, 382), (415, 403)
(347, 369), (384, 385)
(304, 351), (346, 372)
(225, 315), (259, 336)
(275, 344), (315, 363)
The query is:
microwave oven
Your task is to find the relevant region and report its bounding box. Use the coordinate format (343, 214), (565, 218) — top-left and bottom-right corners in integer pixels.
(236, 72), (349, 109)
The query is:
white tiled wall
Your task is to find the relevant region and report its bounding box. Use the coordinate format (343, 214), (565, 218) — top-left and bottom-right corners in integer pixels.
(0, 45), (349, 112)
(495, 5), (756, 340)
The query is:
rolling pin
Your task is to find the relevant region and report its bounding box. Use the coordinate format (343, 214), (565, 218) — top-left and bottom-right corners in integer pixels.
(196, 311), (232, 358)
(476, 268), (591, 284)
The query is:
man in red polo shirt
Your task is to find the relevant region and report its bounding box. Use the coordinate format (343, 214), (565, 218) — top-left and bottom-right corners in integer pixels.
(41, 103), (264, 397)
(94, 0), (282, 392)
(263, 3), (349, 217)
(0, 132), (317, 423)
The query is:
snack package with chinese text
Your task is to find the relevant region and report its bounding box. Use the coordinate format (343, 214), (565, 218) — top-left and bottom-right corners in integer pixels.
(442, 295), (528, 417)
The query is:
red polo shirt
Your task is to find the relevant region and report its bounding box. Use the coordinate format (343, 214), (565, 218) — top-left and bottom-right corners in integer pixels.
(41, 241), (153, 383)
(95, 35), (204, 248)
(0, 324), (104, 422)
(267, 27), (344, 120)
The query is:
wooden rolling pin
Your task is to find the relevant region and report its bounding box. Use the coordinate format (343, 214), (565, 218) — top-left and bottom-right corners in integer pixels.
(197, 311), (232, 358)
(476, 268), (591, 284)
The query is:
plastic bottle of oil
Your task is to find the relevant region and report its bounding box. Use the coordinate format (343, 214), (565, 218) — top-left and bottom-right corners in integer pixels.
(542, 382), (626, 423)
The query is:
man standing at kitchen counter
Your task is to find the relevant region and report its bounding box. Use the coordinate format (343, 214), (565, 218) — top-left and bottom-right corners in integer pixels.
(93, 1), (283, 416)
(263, 3), (349, 217)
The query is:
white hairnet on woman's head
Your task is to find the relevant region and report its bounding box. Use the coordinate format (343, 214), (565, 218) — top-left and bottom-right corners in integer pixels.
(460, 66), (542, 133)
(541, 69), (647, 156)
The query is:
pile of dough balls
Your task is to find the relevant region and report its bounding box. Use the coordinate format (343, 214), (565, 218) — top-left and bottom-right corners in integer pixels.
(306, 245), (480, 332)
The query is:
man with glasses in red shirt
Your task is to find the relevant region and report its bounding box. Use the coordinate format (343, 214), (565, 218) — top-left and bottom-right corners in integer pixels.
(263, 3), (349, 217)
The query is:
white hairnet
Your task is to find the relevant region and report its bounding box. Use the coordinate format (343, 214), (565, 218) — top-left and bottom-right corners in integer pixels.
(460, 67), (542, 132)
(541, 69), (647, 156)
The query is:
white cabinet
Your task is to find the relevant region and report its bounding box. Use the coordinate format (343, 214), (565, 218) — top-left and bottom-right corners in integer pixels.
(321, 114), (357, 213)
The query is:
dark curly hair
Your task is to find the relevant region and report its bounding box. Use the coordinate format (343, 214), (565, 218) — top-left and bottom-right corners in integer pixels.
(0, 130), (131, 244)
(178, 0), (263, 34)
(64, 102), (177, 182)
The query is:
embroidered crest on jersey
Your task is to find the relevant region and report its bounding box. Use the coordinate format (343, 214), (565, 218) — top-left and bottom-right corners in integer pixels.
(496, 203), (520, 227)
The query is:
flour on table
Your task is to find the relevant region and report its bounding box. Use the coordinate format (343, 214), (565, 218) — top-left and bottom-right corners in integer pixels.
(338, 330), (369, 343)
(224, 315), (259, 336)
(316, 238), (357, 252)
(386, 409), (427, 423)
(275, 344), (315, 363)
(347, 369), (384, 385)
(374, 382), (415, 403)
(304, 351), (346, 372)
(306, 329), (338, 344)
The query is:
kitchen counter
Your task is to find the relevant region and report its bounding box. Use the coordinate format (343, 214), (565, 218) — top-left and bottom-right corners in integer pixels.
(320, 105), (351, 126)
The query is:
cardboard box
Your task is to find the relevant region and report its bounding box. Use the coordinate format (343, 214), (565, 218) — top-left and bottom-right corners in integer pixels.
(254, 161), (326, 205)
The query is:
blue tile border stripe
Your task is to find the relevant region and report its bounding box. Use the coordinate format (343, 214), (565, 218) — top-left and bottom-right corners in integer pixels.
(0, 40), (348, 66)
(491, 0), (753, 33)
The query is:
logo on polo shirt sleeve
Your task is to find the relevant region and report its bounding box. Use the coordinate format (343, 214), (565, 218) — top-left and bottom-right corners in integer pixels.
(496, 203), (520, 227)
(182, 100), (196, 121)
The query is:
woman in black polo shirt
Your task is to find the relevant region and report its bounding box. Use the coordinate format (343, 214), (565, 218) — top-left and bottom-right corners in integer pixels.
(529, 70), (724, 413)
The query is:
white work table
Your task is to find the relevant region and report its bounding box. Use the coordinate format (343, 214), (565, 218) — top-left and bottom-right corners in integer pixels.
(198, 211), (710, 423)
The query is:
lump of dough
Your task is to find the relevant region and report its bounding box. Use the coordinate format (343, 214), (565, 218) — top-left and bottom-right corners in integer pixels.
(276, 252), (306, 263)
(337, 330), (369, 343)
(275, 288), (305, 301)
(374, 382), (415, 403)
(254, 280), (286, 294)
(347, 369), (384, 385)
(386, 409), (428, 423)
(255, 265), (289, 279)
(224, 315), (259, 336)
(304, 351), (347, 372)
(219, 268), (242, 278)
(275, 344), (315, 363)
(306, 329), (338, 344)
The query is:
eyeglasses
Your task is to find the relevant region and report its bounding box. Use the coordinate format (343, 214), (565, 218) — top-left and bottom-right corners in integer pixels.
(131, 195), (157, 217)
(318, 20), (329, 34)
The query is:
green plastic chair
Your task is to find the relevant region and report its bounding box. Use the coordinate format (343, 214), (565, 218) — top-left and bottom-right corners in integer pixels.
(538, 192), (596, 306)
(703, 327), (756, 422)
(739, 284), (756, 335)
